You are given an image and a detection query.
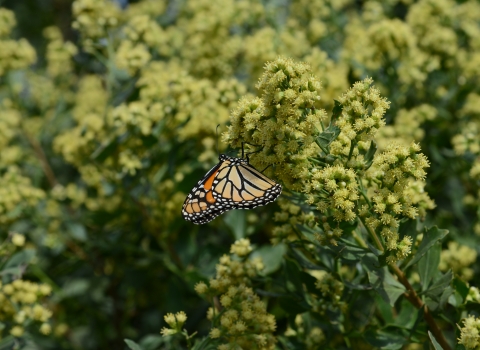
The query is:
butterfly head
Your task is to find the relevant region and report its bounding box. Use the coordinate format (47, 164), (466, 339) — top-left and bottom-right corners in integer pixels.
(219, 154), (248, 164)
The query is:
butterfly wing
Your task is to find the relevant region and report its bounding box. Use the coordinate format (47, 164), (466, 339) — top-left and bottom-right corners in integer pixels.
(182, 159), (234, 225)
(212, 161), (282, 209)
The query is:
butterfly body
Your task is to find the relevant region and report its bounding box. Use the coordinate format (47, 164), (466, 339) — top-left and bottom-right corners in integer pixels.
(182, 154), (282, 224)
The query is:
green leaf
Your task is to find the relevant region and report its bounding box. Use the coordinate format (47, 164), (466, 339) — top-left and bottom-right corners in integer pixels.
(284, 259), (304, 293)
(67, 223), (88, 241)
(428, 331), (443, 350)
(0, 335), (15, 350)
(278, 295), (311, 315)
(364, 140), (377, 170)
(398, 219), (417, 240)
(124, 339), (143, 350)
(331, 100), (343, 120)
(315, 125), (341, 154)
(418, 242), (440, 291)
(4, 249), (35, 269)
(405, 226), (448, 269)
(139, 335), (165, 350)
(363, 254), (406, 306)
(0, 266), (23, 276)
(223, 210), (246, 239)
(251, 244), (286, 275)
(424, 270), (453, 300)
(364, 328), (408, 349)
(452, 278), (470, 301)
(91, 138), (117, 162)
(59, 278), (90, 299)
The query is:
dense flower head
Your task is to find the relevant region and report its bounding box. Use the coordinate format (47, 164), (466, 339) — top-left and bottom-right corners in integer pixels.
(212, 284), (277, 350)
(377, 104), (437, 151)
(0, 167), (45, 224)
(0, 278), (53, 338)
(0, 8), (16, 38)
(458, 315), (480, 350)
(192, 239), (275, 349)
(224, 57), (326, 191)
(364, 142), (433, 262)
(160, 311), (188, 336)
(311, 164), (359, 223)
(439, 242), (477, 281)
(72, 0), (121, 50)
(0, 38), (36, 76)
(313, 271), (345, 314)
(43, 26), (78, 77)
(332, 77), (389, 170)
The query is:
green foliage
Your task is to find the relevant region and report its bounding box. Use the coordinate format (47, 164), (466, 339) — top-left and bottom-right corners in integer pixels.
(0, 0), (480, 349)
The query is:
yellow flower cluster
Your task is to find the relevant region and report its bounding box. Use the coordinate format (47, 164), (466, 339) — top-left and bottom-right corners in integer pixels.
(272, 199), (316, 243)
(224, 57), (326, 191)
(43, 26), (78, 78)
(194, 239), (276, 349)
(72, 0), (121, 50)
(0, 9), (36, 76)
(377, 104), (437, 151)
(0, 167), (45, 224)
(439, 242), (477, 281)
(364, 143), (433, 262)
(312, 270), (345, 314)
(284, 314), (326, 350)
(458, 315), (480, 350)
(332, 78), (390, 170)
(137, 61), (246, 147)
(160, 311), (188, 336)
(0, 279), (53, 338)
(312, 164), (359, 223)
(169, 0), (264, 80)
(467, 287), (480, 304)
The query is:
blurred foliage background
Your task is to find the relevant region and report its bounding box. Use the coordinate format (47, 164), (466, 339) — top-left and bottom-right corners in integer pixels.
(0, 0), (480, 349)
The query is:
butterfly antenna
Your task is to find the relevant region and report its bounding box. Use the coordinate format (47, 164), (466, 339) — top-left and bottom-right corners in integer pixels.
(242, 142), (245, 159)
(216, 124), (220, 156)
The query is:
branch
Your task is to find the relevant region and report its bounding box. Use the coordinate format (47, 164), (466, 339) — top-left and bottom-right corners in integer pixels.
(390, 264), (451, 350)
(25, 133), (58, 188)
(359, 218), (451, 349)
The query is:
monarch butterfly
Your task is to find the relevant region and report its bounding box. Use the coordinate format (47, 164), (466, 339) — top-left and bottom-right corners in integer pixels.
(182, 154), (282, 224)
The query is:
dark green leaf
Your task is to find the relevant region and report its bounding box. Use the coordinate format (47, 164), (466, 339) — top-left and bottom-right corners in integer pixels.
(223, 210), (246, 239)
(141, 134), (158, 148)
(125, 339), (143, 350)
(364, 328), (408, 350)
(288, 247), (325, 270)
(363, 254), (406, 306)
(424, 270), (453, 300)
(91, 138), (117, 162)
(251, 244), (286, 275)
(315, 125), (341, 154)
(405, 227), (448, 269)
(278, 295), (311, 315)
(398, 219), (417, 241)
(300, 271), (321, 296)
(284, 259), (304, 293)
(452, 278), (470, 301)
(428, 331), (443, 350)
(364, 140), (377, 169)
(331, 100), (343, 120)
(418, 242), (440, 291)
